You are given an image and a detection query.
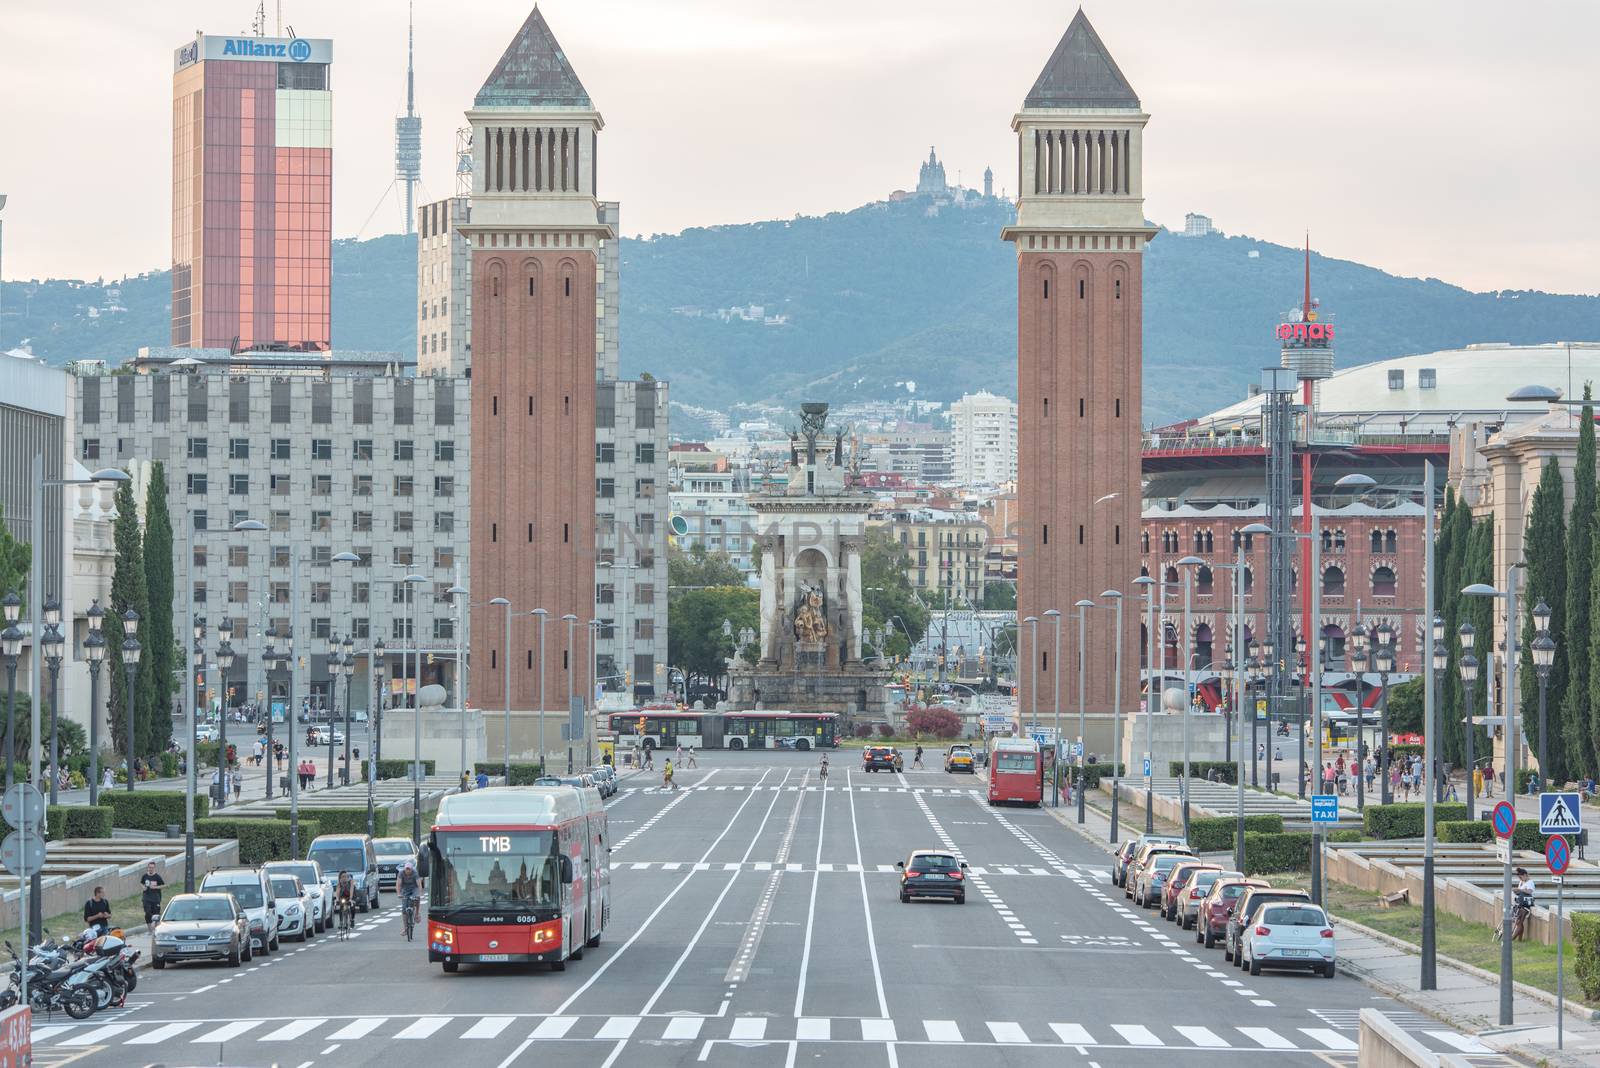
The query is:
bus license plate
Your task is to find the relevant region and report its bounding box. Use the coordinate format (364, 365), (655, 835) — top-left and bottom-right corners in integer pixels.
(477, 954), (509, 962)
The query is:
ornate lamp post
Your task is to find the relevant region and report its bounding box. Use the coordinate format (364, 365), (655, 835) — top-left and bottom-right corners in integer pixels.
(84, 601), (106, 805)
(1431, 616), (1447, 802)
(1043, 608), (1061, 807)
(373, 637), (387, 764)
(216, 628), (235, 808)
(41, 600), (63, 804)
(1, 590), (20, 791)
(1350, 625), (1368, 809)
(327, 636), (344, 788)
(1532, 601), (1556, 793)
(1458, 624), (1479, 820)
(121, 609), (141, 792)
(1261, 635), (1275, 791)
(1295, 635), (1308, 798)
(1374, 621), (1395, 804)
(340, 634), (354, 785)
(1246, 644), (1262, 786)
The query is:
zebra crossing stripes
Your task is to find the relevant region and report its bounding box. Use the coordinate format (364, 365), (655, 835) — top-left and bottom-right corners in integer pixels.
(23, 1013), (1481, 1053)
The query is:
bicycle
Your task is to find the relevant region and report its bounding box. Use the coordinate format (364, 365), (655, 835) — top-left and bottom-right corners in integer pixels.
(336, 899), (356, 941)
(401, 895), (418, 942)
(1494, 898), (1532, 943)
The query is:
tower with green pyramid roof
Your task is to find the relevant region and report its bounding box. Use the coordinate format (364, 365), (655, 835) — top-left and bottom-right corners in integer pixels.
(465, 7), (610, 742)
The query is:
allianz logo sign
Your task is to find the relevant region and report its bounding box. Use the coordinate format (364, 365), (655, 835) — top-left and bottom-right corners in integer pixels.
(222, 38), (312, 61)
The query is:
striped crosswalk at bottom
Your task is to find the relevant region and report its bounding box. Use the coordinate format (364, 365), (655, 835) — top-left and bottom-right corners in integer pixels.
(27, 1013), (1491, 1054)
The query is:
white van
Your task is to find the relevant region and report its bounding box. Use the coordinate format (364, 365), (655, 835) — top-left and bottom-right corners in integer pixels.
(199, 866), (281, 954)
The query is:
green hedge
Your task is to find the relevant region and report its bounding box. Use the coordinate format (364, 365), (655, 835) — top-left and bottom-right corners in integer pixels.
(1574, 913), (1600, 1004)
(195, 818), (321, 865)
(1073, 763), (1125, 790)
(275, 807), (385, 838)
(1328, 828), (1363, 843)
(1242, 831), (1314, 874)
(1514, 769), (1542, 794)
(1437, 819), (1547, 851)
(1170, 761), (1238, 784)
(474, 762), (544, 785)
(1362, 802), (1468, 840)
(43, 805), (115, 840)
(362, 759), (436, 782)
(1189, 814), (1284, 853)
(103, 791), (208, 831)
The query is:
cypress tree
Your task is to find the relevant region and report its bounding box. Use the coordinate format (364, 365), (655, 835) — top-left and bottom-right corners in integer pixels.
(1436, 489), (1470, 767)
(1520, 459), (1567, 784)
(142, 464), (175, 757)
(106, 478), (150, 761)
(1568, 389), (1597, 778)
(1465, 516), (1495, 768)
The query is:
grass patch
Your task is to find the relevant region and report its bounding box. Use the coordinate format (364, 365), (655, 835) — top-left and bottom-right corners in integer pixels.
(1325, 880), (1595, 1008)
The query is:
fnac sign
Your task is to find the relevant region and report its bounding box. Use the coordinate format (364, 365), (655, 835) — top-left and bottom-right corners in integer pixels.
(1277, 321), (1334, 343)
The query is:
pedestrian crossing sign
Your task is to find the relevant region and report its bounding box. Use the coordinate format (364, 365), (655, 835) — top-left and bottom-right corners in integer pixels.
(1539, 791), (1583, 835)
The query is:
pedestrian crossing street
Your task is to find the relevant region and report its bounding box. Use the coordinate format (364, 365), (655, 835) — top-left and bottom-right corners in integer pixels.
(630, 785), (983, 796)
(606, 859), (1079, 877)
(25, 1011), (1497, 1054)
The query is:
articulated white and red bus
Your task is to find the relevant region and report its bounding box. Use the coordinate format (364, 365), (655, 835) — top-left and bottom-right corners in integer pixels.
(608, 709), (840, 751)
(426, 785), (610, 973)
(987, 736), (1044, 806)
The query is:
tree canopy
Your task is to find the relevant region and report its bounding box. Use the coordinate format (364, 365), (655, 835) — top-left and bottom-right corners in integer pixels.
(860, 529), (930, 661)
(667, 543), (745, 600)
(0, 502), (30, 611)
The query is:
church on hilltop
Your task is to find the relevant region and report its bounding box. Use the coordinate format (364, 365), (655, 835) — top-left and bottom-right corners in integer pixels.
(916, 147), (948, 195)
(889, 147), (997, 205)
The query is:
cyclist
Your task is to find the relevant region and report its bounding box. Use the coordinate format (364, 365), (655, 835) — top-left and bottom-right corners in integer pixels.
(334, 869), (357, 933)
(397, 860), (424, 938)
(1514, 867), (1535, 939)
(819, 754), (829, 781)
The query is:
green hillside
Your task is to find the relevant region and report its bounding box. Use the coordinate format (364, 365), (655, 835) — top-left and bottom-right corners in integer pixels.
(5, 196), (1596, 424)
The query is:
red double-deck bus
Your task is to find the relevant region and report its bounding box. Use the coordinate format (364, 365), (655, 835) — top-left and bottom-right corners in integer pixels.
(987, 737), (1044, 806)
(426, 785), (610, 973)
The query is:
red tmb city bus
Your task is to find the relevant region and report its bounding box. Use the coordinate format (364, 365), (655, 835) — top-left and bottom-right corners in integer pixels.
(426, 785), (610, 973)
(987, 737), (1044, 806)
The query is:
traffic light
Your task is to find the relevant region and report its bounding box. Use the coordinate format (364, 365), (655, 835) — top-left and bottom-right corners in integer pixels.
(636, 716), (647, 735)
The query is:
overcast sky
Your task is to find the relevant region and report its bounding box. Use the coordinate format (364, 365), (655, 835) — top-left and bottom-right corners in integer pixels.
(2, 0), (1596, 293)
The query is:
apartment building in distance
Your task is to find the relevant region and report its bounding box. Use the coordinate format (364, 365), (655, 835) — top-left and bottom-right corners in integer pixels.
(595, 379), (669, 697)
(872, 507), (989, 605)
(668, 469), (759, 578)
(948, 391), (1017, 486)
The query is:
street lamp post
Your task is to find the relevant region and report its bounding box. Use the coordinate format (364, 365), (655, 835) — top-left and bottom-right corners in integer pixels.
(1374, 621), (1395, 803)
(1176, 556), (1205, 838)
(562, 614), (578, 769)
(186, 618), (205, 892)
(491, 597), (511, 777)
(532, 608), (551, 772)
(327, 637), (343, 788)
(1132, 579), (1157, 833)
(216, 630), (235, 807)
(1459, 625), (1478, 821)
(1044, 608), (1061, 807)
(1295, 635), (1308, 798)
(1532, 600), (1555, 791)
(447, 585), (466, 780)
(1262, 635), (1275, 791)
(1101, 589), (1125, 845)
(1073, 600), (1094, 826)
(368, 637), (386, 838)
(1464, 571), (1523, 1027)
(1, 590), (20, 790)
(84, 602), (105, 805)
(1350, 625), (1368, 809)
(41, 600), (63, 806)
(122, 610), (141, 792)
(1022, 616), (1038, 744)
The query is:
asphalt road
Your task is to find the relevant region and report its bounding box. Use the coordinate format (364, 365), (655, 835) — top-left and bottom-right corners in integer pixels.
(33, 750), (1503, 1067)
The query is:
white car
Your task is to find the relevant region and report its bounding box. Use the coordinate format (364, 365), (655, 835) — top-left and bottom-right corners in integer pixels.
(199, 866), (280, 954)
(306, 725), (345, 747)
(195, 724), (219, 742)
(265, 873), (314, 941)
(1239, 901), (1337, 978)
(264, 859), (328, 932)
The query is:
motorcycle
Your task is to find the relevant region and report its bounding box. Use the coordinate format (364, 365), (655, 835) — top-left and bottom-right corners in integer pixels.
(6, 948), (98, 1020)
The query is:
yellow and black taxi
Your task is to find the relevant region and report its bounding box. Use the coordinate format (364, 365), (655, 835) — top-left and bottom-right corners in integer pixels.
(862, 745), (903, 773)
(944, 744), (975, 773)
(896, 850), (968, 904)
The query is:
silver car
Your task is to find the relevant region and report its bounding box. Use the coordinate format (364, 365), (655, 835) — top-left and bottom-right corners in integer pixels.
(264, 860), (327, 932)
(266, 873), (314, 941)
(152, 893), (250, 969)
(1239, 901), (1337, 977)
(1134, 853), (1189, 909)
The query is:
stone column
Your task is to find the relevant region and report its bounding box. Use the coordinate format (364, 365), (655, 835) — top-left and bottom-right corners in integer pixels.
(842, 535), (864, 663)
(759, 531), (780, 664)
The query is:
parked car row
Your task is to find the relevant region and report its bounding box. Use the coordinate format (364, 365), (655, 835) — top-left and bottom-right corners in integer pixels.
(1114, 832), (1337, 979)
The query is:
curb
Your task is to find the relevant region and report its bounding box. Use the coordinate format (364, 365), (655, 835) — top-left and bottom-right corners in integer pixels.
(1329, 912), (1600, 1021)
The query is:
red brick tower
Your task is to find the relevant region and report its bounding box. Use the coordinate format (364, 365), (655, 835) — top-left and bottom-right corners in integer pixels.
(464, 9), (609, 754)
(1004, 11), (1153, 721)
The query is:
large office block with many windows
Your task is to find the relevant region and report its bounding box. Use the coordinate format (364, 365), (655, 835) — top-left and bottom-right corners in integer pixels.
(74, 348), (470, 717)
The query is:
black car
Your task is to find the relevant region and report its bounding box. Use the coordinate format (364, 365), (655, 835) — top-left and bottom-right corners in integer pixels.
(862, 746), (902, 772)
(896, 851), (968, 904)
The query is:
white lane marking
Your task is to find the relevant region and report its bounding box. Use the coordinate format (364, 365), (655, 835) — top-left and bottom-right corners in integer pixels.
(1112, 1024), (1162, 1046)
(126, 1022), (203, 1044)
(1425, 1031), (1492, 1053)
(552, 768), (776, 1016)
(1237, 1026), (1295, 1049)
(1301, 1028), (1357, 1051)
(796, 1018), (830, 1041)
(191, 1020), (263, 1043)
(663, 1017), (704, 1040)
(494, 1039), (533, 1068)
(1050, 1023), (1094, 1044)
(1174, 1025), (1227, 1047)
(530, 1017), (578, 1039)
(326, 1018), (386, 1040)
(31, 1026), (75, 1044)
(730, 1017), (767, 1040)
(987, 1021), (1029, 1043)
(462, 1017), (515, 1040)
(846, 768), (892, 1022)
(261, 1018), (325, 1041)
(62, 1024), (139, 1046)
(640, 768), (794, 1012)
(395, 1016), (451, 1039)
(860, 1018), (897, 1042)
(595, 1017), (640, 1040)
(924, 1020), (963, 1042)
(794, 762), (827, 1017)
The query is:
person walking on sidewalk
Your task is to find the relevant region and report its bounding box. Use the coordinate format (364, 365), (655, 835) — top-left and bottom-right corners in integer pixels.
(1484, 763), (1495, 797)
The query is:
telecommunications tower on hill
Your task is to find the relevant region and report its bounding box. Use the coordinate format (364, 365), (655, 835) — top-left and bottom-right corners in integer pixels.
(395, 3), (423, 234)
